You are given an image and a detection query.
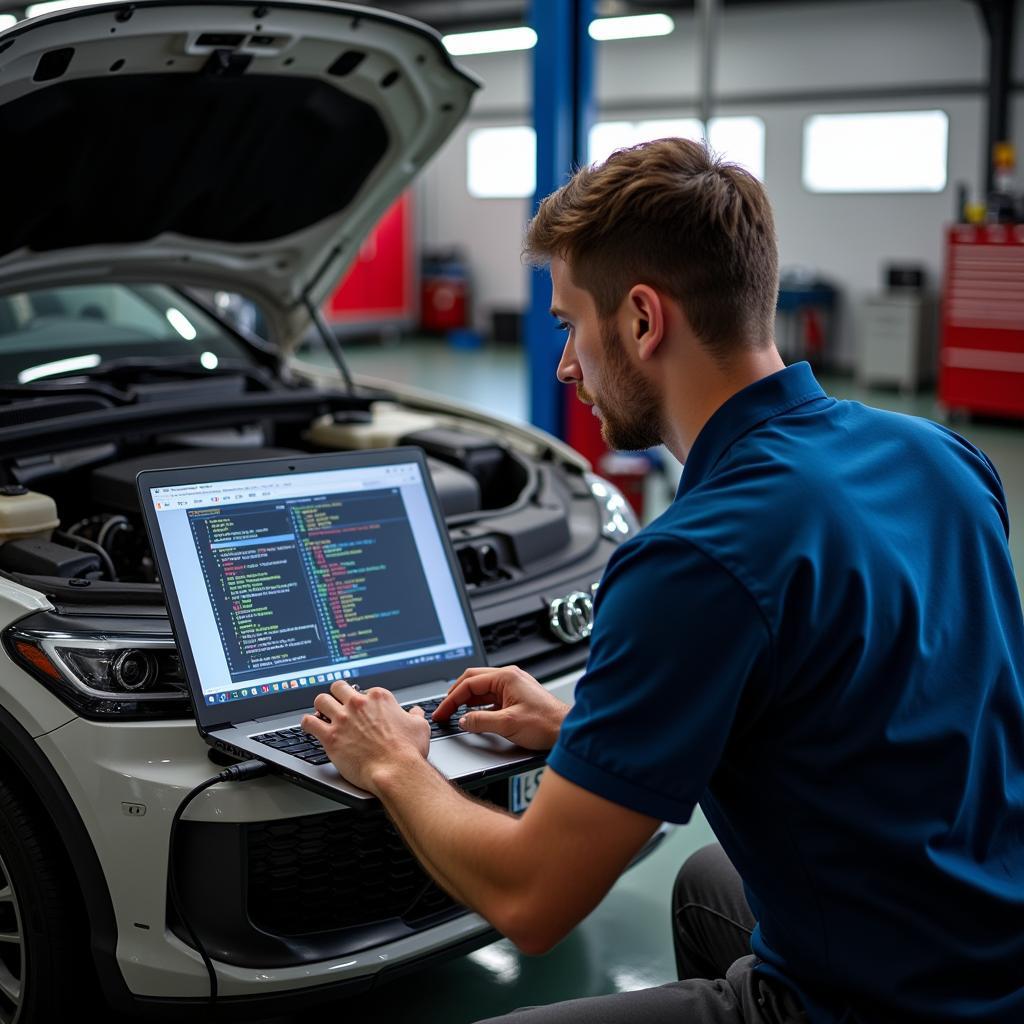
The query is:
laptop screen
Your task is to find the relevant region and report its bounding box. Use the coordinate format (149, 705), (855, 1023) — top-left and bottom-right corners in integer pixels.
(145, 455), (477, 714)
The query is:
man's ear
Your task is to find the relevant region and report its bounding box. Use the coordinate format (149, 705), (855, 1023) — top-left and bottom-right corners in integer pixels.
(626, 285), (665, 360)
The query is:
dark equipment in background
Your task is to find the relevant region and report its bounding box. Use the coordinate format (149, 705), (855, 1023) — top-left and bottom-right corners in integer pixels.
(421, 250), (471, 335)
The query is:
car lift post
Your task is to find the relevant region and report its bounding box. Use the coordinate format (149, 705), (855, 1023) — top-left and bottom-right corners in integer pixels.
(973, 0), (1016, 197)
(526, 0), (596, 440)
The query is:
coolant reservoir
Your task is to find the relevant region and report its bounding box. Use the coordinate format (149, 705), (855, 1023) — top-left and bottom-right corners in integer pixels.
(306, 402), (438, 449)
(0, 485), (59, 542)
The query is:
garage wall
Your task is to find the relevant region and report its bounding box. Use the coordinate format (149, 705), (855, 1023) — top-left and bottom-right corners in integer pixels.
(415, 0), (1023, 370)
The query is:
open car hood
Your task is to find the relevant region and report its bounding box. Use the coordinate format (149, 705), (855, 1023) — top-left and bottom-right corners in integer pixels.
(0, 1), (477, 350)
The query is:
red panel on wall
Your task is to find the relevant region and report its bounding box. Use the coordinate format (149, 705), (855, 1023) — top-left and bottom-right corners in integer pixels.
(939, 223), (1024, 420)
(564, 382), (607, 468)
(324, 193), (416, 327)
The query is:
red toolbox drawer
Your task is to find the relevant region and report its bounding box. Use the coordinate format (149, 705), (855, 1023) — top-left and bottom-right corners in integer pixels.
(939, 223), (1024, 420)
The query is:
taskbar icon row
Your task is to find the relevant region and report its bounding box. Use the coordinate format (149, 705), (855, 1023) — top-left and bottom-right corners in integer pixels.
(206, 668), (358, 705)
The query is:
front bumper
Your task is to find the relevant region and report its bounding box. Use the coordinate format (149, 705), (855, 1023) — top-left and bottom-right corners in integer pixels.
(171, 773), (513, 969)
(34, 668), (582, 1001)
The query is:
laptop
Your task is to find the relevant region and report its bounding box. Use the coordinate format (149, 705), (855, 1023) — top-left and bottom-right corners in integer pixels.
(137, 447), (544, 808)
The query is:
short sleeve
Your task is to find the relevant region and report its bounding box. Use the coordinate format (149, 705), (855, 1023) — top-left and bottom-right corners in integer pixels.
(933, 422), (1010, 539)
(547, 533), (773, 824)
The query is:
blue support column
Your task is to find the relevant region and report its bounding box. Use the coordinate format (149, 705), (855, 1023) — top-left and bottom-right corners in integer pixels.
(526, 0), (595, 439)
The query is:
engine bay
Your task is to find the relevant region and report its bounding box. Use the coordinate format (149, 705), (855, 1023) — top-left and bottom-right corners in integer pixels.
(0, 398), (595, 595)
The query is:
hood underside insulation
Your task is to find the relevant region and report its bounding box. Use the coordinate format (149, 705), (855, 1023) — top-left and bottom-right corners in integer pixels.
(0, 72), (389, 256)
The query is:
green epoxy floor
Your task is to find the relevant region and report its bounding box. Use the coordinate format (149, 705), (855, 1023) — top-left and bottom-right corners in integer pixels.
(246, 341), (1024, 1024)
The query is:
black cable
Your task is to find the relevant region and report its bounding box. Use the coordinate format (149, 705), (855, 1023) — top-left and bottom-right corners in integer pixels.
(168, 759), (271, 1004)
(96, 513), (130, 549)
(54, 529), (118, 582)
(65, 518), (87, 537)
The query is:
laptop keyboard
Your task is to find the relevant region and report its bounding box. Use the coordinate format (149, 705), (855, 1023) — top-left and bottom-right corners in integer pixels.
(251, 698), (473, 766)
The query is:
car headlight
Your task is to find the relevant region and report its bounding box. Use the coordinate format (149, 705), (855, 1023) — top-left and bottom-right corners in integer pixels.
(5, 628), (190, 720)
(585, 472), (639, 539)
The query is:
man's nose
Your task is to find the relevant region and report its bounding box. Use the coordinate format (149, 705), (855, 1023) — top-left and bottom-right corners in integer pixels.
(556, 337), (579, 385)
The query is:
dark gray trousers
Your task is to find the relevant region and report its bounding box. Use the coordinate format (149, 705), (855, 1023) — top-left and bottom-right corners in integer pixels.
(473, 843), (807, 1023)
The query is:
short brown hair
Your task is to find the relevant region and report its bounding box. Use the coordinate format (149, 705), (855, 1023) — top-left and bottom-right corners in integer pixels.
(524, 137), (778, 358)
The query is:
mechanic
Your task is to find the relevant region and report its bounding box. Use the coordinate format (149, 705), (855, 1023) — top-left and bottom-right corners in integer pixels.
(302, 137), (1024, 1023)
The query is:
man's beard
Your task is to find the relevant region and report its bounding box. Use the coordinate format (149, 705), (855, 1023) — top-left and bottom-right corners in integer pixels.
(580, 318), (663, 452)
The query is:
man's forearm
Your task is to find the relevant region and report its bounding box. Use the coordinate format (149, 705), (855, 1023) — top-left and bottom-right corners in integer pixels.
(370, 753), (531, 932)
(366, 750), (661, 958)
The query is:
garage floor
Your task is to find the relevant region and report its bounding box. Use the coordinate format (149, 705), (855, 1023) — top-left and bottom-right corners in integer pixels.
(239, 339), (1024, 1024)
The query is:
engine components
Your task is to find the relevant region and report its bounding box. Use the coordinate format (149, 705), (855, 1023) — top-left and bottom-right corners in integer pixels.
(0, 537), (102, 579)
(0, 485), (60, 542)
(305, 402), (438, 449)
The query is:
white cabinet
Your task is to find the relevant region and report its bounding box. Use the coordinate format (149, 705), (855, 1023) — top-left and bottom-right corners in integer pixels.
(856, 294), (935, 392)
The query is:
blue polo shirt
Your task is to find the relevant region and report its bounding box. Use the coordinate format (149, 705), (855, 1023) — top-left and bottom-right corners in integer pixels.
(548, 362), (1024, 1023)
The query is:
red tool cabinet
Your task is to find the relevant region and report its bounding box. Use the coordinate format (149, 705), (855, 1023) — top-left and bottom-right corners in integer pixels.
(324, 193), (416, 331)
(939, 223), (1024, 420)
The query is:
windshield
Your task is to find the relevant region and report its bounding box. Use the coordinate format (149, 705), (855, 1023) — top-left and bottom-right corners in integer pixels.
(0, 284), (256, 384)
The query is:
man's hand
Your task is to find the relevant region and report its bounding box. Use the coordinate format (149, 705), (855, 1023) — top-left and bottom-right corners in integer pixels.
(301, 681), (430, 794)
(432, 665), (569, 750)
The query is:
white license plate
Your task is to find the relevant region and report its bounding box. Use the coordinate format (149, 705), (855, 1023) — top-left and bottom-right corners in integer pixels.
(509, 766), (546, 813)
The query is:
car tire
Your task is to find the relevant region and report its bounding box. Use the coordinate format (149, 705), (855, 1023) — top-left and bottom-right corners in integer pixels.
(0, 775), (94, 1023)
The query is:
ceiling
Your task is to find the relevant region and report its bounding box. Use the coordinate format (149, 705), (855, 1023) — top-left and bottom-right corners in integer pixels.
(357, 0), (938, 32)
(0, 1), (943, 34)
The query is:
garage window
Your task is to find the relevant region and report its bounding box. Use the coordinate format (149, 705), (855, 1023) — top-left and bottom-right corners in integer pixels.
(802, 110), (948, 193)
(588, 116), (766, 180)
(467, 126), (536, 199)
(466, 116), (764, 199)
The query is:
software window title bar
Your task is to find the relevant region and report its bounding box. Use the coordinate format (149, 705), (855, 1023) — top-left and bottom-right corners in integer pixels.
(151, 463), (421, 511)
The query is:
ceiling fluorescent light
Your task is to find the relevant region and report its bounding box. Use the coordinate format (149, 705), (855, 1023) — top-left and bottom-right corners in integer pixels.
(0, 14), (17, 30)
(25, 0), (101, 17)
(589, 14), (675, 41)
(442, 26), (537, 56)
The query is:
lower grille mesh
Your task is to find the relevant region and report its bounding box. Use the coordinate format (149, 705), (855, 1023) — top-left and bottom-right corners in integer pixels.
(480, 611), (545, 654)
(245, 778), (508, 936)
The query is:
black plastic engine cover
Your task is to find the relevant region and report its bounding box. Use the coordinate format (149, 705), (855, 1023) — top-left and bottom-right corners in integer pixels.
(91, 447), (303, 513)
(91, 446), (480, 517)
(402, 427), (504, 481)
(422, 457), (480, 515)
(0, 537), (101, 579)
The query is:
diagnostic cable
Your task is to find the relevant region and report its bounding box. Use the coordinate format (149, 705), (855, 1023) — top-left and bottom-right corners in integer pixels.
(168, 759), (271, 1004)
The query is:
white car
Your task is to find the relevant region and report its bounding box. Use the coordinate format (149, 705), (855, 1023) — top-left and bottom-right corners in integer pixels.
(0, 3), (654, 1020)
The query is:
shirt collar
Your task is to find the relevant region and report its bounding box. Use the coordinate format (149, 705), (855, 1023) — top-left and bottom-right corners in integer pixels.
(677, 361), (828, 498)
